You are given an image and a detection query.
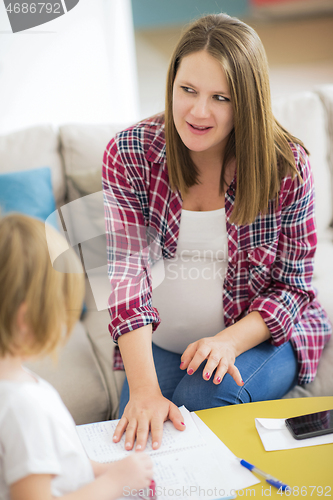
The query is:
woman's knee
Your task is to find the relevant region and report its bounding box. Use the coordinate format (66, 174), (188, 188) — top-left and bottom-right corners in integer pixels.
(172, 371), (243, 411)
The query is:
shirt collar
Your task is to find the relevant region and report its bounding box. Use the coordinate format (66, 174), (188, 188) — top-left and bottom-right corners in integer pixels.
(145, 121), (167, 164)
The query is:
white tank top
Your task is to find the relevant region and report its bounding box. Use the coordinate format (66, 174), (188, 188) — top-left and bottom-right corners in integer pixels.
(152, 208), (228, 354)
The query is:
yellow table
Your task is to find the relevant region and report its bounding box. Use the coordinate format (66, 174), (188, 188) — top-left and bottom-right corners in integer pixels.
(196, 397), (333, 498)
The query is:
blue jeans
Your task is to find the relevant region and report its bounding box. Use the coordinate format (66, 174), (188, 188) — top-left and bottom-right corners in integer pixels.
(119, 340), (298, 417)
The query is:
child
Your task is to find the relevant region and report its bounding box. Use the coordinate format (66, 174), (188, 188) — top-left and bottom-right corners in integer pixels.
(0, 214), (153, 500)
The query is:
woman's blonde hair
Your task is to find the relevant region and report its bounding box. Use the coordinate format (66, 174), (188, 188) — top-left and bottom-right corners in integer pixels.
(0, 214), (85, 357)
(165, 13), (307, 225)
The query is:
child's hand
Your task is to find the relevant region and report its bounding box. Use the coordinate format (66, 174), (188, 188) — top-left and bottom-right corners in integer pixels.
(106, 452), (153, 497)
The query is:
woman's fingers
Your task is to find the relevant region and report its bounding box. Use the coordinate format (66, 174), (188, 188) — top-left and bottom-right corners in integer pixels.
(180, 342), (198, 370)
(150, 415), (164, 450)
(113, 395), (183, 451)
(228, 363), (244, 386)
(168, 402), (187, 432)
(183, 343), (211, 375)
(182, 336), (241, 384)
(212, 358), (229, 384)
(213, 360), (244, 386)
(113, 415), (128, 443)
(124, 418), (138, 450)
(135, 420), (150, 451)
(202, 351), (224, 381)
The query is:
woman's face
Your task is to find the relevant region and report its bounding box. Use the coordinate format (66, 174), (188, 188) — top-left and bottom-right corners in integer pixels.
(172, 50), (234, 163)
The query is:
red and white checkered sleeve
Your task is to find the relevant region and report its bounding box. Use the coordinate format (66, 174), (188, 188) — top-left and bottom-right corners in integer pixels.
(248, 145), (317, 345)
(102, 135), (160, 346)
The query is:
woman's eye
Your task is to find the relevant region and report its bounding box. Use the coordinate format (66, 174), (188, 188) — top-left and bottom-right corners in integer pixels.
(214, 95), (229, 102)
(181, 86), (195, 94)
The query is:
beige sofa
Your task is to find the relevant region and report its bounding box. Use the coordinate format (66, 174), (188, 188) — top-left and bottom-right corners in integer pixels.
(1, 85), (333, 425)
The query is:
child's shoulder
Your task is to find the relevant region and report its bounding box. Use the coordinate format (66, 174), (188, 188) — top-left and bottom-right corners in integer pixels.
(0, 377), (45, 416)
(0, 374), (67, 428)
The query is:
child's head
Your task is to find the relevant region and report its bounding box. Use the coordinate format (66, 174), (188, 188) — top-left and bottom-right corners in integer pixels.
(0, 213), (85, 358)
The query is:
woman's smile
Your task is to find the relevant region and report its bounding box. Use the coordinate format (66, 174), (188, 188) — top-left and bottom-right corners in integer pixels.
(186, 122), (213, 135)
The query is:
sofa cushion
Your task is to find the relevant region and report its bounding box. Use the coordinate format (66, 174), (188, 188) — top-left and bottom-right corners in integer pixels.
(284, 336), (333, 399)
(0, 125), (66, 206)
(83, 307), (125, 420)
(272, 92), (332, 241)
(59, 124), (127, 312)
(59, 123), (127, 200)
(25, 321), (111, 425)
(285, 241), (333, 399)
(0, 166), (58, 229)
(315, 85), (333, 229)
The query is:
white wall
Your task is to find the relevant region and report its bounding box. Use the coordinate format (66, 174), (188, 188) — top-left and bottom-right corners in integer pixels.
(0, 0), (139, 134)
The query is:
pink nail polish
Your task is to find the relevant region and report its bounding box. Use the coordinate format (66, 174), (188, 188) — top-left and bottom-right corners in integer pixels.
(181, 422), (185, 425)
(188, 368), (194, 375)
(180, 361), (184, 368)
(205, 372), (210, 379)
(241, 380), (244, 385)
(216, 376), (221, 383)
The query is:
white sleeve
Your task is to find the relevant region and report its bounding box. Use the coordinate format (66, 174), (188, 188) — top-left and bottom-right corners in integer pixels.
(1, 394), (62, 486)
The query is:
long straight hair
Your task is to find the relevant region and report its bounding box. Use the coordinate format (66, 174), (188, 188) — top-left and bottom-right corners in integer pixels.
(165, 14), (307, 225)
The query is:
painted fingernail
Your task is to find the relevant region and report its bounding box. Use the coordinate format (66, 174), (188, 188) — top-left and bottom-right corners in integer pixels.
(180, 361), (184, 368)
(152, 442), (159, 449)
(205, 372), (210, 380)
(241, 380), (244, 385)
(188, 368), (194, 375)
(181, 422), (185, 426)
(216, 376), (221, 383)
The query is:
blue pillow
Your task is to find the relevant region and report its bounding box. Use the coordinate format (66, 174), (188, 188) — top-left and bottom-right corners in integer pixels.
(0, 166), (58, 229)
(0, 166), (87, 317)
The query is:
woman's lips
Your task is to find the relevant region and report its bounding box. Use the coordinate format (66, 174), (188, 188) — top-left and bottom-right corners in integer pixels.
(186, 122), (213, 135)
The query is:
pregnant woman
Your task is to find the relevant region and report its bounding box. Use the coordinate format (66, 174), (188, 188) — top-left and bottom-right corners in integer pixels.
(102, 13), (331, 452)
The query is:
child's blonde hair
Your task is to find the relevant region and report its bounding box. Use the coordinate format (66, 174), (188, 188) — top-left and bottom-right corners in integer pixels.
(0, 214), (85, 357)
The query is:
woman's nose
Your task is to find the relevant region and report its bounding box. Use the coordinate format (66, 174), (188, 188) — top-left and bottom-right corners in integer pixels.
(191, 97), (210, 118)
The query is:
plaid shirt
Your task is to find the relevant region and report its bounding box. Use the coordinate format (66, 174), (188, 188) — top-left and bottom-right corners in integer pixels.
(102, 114), (331, 385)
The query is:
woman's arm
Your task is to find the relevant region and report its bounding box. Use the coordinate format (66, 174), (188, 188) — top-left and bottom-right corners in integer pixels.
(103, 131), (185, 449)
(113, 325), (185, 451)
(180, 311), (270, 384)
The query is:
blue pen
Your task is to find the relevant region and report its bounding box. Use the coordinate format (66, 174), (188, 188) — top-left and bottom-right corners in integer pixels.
(237, 458), (290, 491)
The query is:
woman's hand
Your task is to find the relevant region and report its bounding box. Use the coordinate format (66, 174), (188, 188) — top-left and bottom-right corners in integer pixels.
(113, 389), (185, 451)
(180, 313), (271, 385)
(180, 332), (244, 386)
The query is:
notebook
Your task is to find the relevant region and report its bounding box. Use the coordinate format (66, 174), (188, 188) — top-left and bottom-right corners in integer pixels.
(76, 406), (259, 499)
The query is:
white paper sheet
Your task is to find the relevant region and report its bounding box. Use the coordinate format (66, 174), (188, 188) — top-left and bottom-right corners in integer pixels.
(255, 417), (333, 451)
(191, 413), (260, 493)
(77, 407), (260, 499)
(76, 406), (205, 462)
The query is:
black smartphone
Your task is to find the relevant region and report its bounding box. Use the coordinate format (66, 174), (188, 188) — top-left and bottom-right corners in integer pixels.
(285, 409), (333, 440)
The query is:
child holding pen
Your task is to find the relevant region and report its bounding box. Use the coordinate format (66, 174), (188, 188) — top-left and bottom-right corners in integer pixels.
(0, 213), (153, 500)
